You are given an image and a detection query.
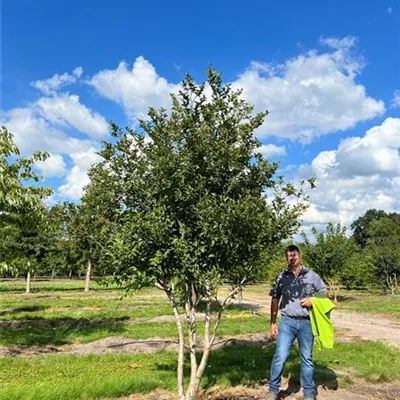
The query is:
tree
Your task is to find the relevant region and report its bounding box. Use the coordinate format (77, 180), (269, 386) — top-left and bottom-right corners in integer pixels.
(0, 205), (52, 292)
(351, 209), (387, 249)
(0, 127), (52, 291)
(302, 223), (359, 302)
(367, 216), (400, 295)
(88, 69), (313, 399)
(0, 126), (51, 214)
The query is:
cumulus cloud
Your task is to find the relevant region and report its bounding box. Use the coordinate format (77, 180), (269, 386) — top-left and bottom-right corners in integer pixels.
(391, 90), (400, 108)
(299, 118), (400, 229)
(88, 56), (180, 120)
(233, 37), (385, 142)
(319, 35), (357, 50)
(3, 107), (95, 156)
(35, 153), (67, 177)
(258, 143), (286, 158)
(58, 147), (102, 200)
(89, 40), (384, 143)
(31, 67), (83, 95)
(36, 94), (108, 138)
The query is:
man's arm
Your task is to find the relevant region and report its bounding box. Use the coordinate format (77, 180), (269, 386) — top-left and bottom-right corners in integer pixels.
(270, 297), (280, 339)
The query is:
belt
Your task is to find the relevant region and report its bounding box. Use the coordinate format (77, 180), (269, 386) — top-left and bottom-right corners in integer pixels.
(285, 315), (310, 320)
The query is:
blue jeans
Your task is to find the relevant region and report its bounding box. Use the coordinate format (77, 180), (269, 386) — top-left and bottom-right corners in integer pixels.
(269, 316), (315, 398)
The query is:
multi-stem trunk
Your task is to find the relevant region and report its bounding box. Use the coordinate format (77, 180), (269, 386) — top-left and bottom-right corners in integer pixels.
(160, 280), (246, 400)
(84, 259), (91, 293)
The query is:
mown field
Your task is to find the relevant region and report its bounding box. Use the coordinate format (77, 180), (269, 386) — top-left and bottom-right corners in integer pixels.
(1, 279), (400, 400)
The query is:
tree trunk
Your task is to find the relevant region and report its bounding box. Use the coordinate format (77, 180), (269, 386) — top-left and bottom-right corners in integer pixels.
(185, 283), (198, 396)
(84, 259), (91, 293)
(51, 269), (55, 279)
(26, 269), (31, 294)
(237, 285), (243, 304)
(186, 295), (212, 399)
(69, 269), (72, 279)
(164, 283), (185, 400)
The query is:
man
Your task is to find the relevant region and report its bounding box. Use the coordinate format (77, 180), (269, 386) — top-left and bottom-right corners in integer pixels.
(267, 245), (327, 400)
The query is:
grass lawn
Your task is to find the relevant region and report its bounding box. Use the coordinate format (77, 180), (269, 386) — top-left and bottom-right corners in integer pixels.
(1, 279), (400, 400)
(1, 342), (400, 400)
(337, 291), (400, 318)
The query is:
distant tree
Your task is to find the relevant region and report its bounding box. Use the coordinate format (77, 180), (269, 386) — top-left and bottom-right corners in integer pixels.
(0, 127), (52, 291)
(0, 203), (54, 292)
(351, 209), (387, 249)
(302, 223), (358, 302)
(256, 242), (290, 283)
(0, 126), (51, 215)
(367, 216), (400, 295)
(87, 69), (314, 399)
(340, 251), (375, 290)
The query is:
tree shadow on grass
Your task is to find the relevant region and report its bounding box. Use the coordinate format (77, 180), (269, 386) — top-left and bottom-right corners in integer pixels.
(155, 343), (338, 397)
(196, 300), (262, 314)
(0, 317), (128, 346)
(0, 305), (48, 316)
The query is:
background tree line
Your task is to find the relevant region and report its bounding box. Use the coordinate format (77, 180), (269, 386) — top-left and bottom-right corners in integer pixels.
(260, 209), (400, 300)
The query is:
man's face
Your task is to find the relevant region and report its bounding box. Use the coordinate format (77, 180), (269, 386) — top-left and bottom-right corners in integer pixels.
(286, 250), (300, 267)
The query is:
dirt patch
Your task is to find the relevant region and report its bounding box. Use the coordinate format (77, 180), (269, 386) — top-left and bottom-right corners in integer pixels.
(69, 336), (180, 355)
(69, 333), (272, 356)
(102, 381), (400, 400)
(0, 333), (272, 357)
(0, 344), (67, 357)
(331, 311), (400, 347)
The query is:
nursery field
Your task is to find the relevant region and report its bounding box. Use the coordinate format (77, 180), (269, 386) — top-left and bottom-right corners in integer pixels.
(1, 280), (400, 400)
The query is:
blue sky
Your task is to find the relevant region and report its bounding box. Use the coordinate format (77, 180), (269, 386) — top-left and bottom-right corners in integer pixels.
(2, 0), (400, 231)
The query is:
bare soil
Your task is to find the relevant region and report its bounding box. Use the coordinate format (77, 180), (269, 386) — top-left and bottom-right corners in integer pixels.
(102, 380), (400, 400)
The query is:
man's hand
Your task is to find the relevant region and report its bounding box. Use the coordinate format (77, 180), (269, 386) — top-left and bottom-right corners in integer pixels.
(270, 322), (278, 339)
(300, 297), (312, 308)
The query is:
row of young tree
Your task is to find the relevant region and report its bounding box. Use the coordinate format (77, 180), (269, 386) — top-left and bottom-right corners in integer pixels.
(262, 210), (400, 301)
(1, 69), (398, 399)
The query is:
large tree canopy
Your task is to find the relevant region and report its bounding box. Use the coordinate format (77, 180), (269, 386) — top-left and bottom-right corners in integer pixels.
(80, 69), (314, 399)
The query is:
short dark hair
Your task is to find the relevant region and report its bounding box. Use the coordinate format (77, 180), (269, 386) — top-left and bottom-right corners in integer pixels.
(285, 244), (300, 254)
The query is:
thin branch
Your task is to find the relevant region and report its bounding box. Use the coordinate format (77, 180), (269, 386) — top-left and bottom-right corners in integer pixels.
(210, 277), (247, 345)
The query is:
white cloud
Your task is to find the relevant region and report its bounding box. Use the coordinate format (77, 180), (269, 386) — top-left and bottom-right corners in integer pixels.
(3, 107), (95, 156)
(35, 153), (67, 177)
(88, 41), (384, 143)
(258, 143), (286, 157)
(299, 118), (400, 229)
(88, 56), (180, 120)
(233, 37), (385, 142)
(58, 147), (102, 200)
(31, 67), (83, 95)
(36, 94), (108, 138)
(319, 35), (357, 50)
(391, 90), (400, 108)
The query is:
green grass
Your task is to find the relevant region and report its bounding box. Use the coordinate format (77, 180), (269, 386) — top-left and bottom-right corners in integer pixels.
(0, 315), (269, 346)
(0, 352), (177, 400)
(337, 292), (400, 318)
(0, 304), (174, 321)
(0, 279), (110, 293)
(1, 341), (399, 400)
